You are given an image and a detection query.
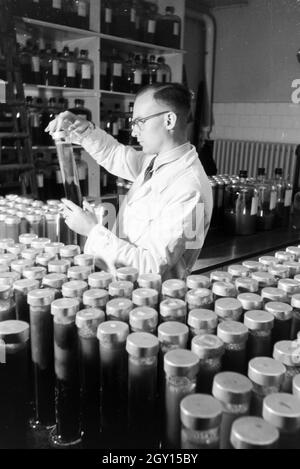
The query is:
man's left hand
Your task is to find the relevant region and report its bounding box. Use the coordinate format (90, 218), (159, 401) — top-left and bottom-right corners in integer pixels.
(61, 198), (98, 237)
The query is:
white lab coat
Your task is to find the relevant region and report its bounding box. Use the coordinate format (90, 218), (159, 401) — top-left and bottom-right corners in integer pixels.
(77, 128), (212, 280)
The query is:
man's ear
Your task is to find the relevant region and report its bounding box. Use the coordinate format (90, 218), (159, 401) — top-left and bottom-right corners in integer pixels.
(165, 111), (177, 130)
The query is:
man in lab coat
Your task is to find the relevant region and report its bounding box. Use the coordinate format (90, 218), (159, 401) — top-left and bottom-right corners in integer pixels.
(46, 83), (212, 280)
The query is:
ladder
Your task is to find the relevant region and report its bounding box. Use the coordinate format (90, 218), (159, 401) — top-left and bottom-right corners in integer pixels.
(0, 0), (37, 197)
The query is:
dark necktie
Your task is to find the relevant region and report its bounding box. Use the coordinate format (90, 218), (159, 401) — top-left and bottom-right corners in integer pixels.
(143, 156), (156, 183)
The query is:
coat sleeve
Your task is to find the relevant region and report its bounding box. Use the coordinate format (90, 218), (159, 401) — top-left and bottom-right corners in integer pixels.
(73, 127), (146, 182)
(84, 190), (204, 276)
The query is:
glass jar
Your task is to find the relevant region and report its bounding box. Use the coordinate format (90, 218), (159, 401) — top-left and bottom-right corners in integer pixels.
(242, 260), (264, 273)
(212, 371), (252, 449)
(237, 292), (263, 313)
(268, 264), (289, 280)
(44, 242), (65, 259)
(244, 310), (274, 358)
(187, 308), (218, 338)
(0, 271), (20, 287)
(163, 348), (199, 449)
(116, 266), (139, 284)
(291, 294), (300, 339)
(251, 271), (276, 294)
(5, 216), (21, 243)
(186, 274), (211, 290)
(230, 416), (279, 449)
(11, 260), (34, 277)
(273, 340), (300, 392)
(88, 271), (113, 290)
(265, 301), (293, 344)
(180, 394), (222, 449)
(263, 393), (300, 449)
(0, 252), (16, 268)
(259, 255), (278, 270)
(261, 287), (288, 306)
(75, 308), (105, 448)
(48, 259), (71, 274)
(67, 265), (91, 281)
(127, 332), (159, 449)
(132, 287), (158, 308)
(217, 320), (248, 373)
(191, 334), (224, 394)
(42, 273), (67, 299)
(137, 273), (162, 292)
(248, 357), (285, 416)
(59, 245), (81, 266)
(22, 266), (47, 286)
(161, 279), (187, 300)
(50, 298), (81, 447)
(228, 265), (249, 279)
(214, 297), (243, 322)
(0, 285), (15, 321)
(210, 270), (232, 284)
(129, 306), (158, 333)
(97, 320), (129, 448)
(275, 251), (295, 263)
(282, 261), (300, 277)
(106, 297), (133, 323)
(6, 243), (25, 257)
(62, 280), (88, 306)
(286, 246), (300, 260)
(186, 288), (214, 311)
(28, 288), (56, 429)
(212, 281), (236, 300)
(82, 288), (109, 311)
(159, 298), (187, 323)
(235, 277), (259, 294)
(74, 254), (94, 272)
(26, 214), (43, 237)
(109, 280), (134, 299)
(13, 278), (40, 323)
(21, 248), (39, 262)
(278, 279), (300, 300)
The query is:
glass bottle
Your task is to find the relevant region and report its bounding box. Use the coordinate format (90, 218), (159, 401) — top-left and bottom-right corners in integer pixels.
(163, 348), (199, 449)
(67, 265), (91, 281)
(113, 0), (136, 39)
(106, 297), (133, 323)
(186, 274), (211, 290)
(45, 242), (65, 260)
(210, 270), (232, 284)
(132, 287), (158, 308)
(60, 244), (80, 265)
(101, 0), (113, 34)
(75, 0), (90, 30)
(242, 260), (264, 272)
(212, 281), (237, 300)
(13, 278), (39, 323)
(5, 216), (20, 243)
(263, 393), (300, 449)
(237, 292), (263, 313)
(228, 264), (249, 279)
(127, 332), (159, 449)
(278, 279), (300, 301)
(186, 287), (214, 310)
(50, 298), (81, 447)
(251, 271), (276, 294)
(180, 394), (222, 449)
(268, 264), (290, 280)
(273, 340), (300, 393)
(230, 416), (279, 449)
(116, 266), (138, 284)
(187, 309), (218, 338)
(129, 306), (158, 333)
(28, 288), (56, 429)
(97, 320), (129, 448)
(11, 258), (34, 277)
(137, 273), (162, 292)
(161, 279), (186, 300)
(159, 298), (187, 323)
(217, 321), (248, 374)
(0, 285), (15, 321)
(155, 6), (181, 49)
(156, 56), (172, 84)
(48, 259), (71, 275)
(82, 288), (109, 311)
(109, 49), (124, 92)
(256, 168), (276, 231)
(265, 301), (293, 344)
(212, 371), (252, 449)
(77, 50), (93, 89)
(62, 280), (88, 307)
(235, 277), (259, 294)
(42, 273), (67, 299)
(259, 255), (278, 270)
(192, 334), (224, 394)
(75, 308), (104, 448)
(244, 310), (274, 359)
(248, 357), (285, 416)
(108, 280), (134, 299)
(261, 287), (288, 306)
(22, 266), (47, 286)
(214, 297), (243, 322)
(88, 271), (113, 290)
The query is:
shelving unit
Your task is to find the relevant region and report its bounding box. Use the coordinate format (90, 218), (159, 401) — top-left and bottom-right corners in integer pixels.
(12, 0), (186, 198)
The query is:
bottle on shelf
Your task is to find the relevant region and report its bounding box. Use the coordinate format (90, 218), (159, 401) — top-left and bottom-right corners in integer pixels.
(43, 97), (59, 146)
(113, 0), (137, 40)
(101, 0), (113, 34)
(60, 46), (77, 88)
(75, 0), (90, 30)
(273, 168), (292, 228)
(140, 1), (158, 43)
(123, 53), (136, 94)
(256, 167), (276, 231)
(118, 102), (138, 146)
(51, 0), (64, 25)
(109, 49), (125, 92)
(100, 51), (110, 90)
(77, 49), (94, 89)
(157, 56), (172, 84)
(31, 44), (41, 85)
(156, 6), (182, 49)
(18, 42), (32, 84)
(68, 99), (92, 121)
(148, 55), (158, 85)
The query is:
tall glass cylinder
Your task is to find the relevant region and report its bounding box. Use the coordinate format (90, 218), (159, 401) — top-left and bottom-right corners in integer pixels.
(129, 306), (158, 333)
(159, 298), (187, 323)
(192, 334), (224, 394)
(265, 301), (293, 344)
(187, 308), (218, 338)
(244, 310), (274, 359)
(217, 321), (248, 374)
(273, 340), (300, 392)
(215, 297), (243, 322)
(13, 279), (40, 323)
(106, 298), (133, 322)
(83, 288), (109, 312)
(62, 280), (88, 307)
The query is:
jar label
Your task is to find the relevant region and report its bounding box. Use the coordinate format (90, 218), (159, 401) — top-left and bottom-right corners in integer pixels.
(134, 69), (142, 84)
(100, 61), (107, 75)
(37, 173), (44, 188)
(269, 190), (277, 210)
(32, 56), (40, 72)
(78, 1), (87, 17)
(147, 19), (156, 34)
(52, 0), (62, 9)
(173, 22), (180, 36)
(112, 63), (122, 77)
(105, 7), (112, 23)
(251, 196), (258, 215)
(285, 189), (292, 207)
(52, 59), (59, 75)
(56, 170), (63, 184)
(67, 62), (76, 77)
(130, 8), (136, 22)
(82, 63), (91, 79)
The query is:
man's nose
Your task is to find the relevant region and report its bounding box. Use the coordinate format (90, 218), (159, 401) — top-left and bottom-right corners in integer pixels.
(131, 126), (139, 138)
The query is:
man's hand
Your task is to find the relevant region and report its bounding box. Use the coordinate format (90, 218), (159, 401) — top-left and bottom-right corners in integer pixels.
(45, 111), (93, 142)
(61, 198), (98, 237)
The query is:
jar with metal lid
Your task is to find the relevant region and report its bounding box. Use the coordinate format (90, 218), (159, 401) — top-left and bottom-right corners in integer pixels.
(108, 280), (134, 299)
(116, 267), (139, 285)
(230, 416), (279, 449)
(248, 357), (285, 416)
(268, 264), (289, 280)
(44, 242), (65, 259)
(0, 271), (21, 287)
(261, 287), (288, 305)
(192, 334), (225, 394)
(88, 271), (113, 290)
(0, 285), (15, 321)
(97, 320), (129, 448)
(235, 277), (259, 294)
(127, 332), (159, 448)
(187, 309), (218, 337)
(67, 265), (91, 281)
(212, 281), (237, 300)
(228, 265), (249, 279)
(30, 237), (51, 251)
(273, 340), (300, 392)
(258, 256), (278, 269)
(132, 288), (158, 308)
(214, 297), (243, 322)
(161, 279), (187, 300)
(212, 371), (252, 449)
(278, 279), (300, 300)
(16, 212), (28, 235)
(137, 273), (162, 291)
(186, 287), (214, 310)
(28, 288), (56, 429)
(158, 321), (189, 357)
(4, 216), (21, 243)
(74, 254), (94, 272)
(129, 306), (158, 334)
(6, 243), (25, 257)
(244, 310), (274, 358)
(159, 298), (187, 323)
(83, 288), (109, 311)
(291, 294), (300, 339)
(26, 214), (42, 237)
(50, 298), (81, 447)
(282, 261), (300, 277)
(186, 274), (211, 290)
(13, 278), (39, 322)
(275, 251), (295, 263)
(265, 301), (293, 344)
(62, 280), (88, 306)
(242, 260), (264, 272)
(286, 246), (300, 260)
(217, 321), (248, 373)
(45, 212), (59, 243)
(210, 270), (232, 284)
(0, 320), (30, 448)
(35, 253), (55, 269)
(23, 266), (47, 285)
(251, 271), (276, 293)
(42, 273), (67, 299)
(106, 297), (133, 323)
(21, 247), (40, 262)
(59, 244), (81, 265)
(263, 393), (300, 448)
(0, 252), (17, 268)
(163, 348), (199, 449)
(19, 233), (38, 248)
(180, 394), (222, 449)
(237, 292), (263, 312)
(76, 308), (105, 448)
(48, 259), (71, 274)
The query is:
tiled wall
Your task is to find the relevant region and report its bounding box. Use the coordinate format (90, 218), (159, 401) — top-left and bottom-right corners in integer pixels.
(211, 103), (300, 144)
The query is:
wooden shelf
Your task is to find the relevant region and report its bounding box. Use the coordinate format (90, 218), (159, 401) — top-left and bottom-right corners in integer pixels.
(99, 33), (186, 55)
(17, 17), (97, 40)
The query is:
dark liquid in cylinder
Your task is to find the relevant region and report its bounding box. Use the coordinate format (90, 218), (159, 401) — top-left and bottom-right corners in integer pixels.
(33, 363), (55, 427)
(64, 180), (83, 208)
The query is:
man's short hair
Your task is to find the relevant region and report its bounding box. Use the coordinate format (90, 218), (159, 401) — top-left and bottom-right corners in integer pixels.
(136, 82), (193, 124)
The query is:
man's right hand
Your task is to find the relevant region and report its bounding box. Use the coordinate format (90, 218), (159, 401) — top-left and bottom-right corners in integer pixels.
(45, 110), (93, 140)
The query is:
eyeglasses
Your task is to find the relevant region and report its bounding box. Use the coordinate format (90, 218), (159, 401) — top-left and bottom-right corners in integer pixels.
(130, 111), (171, 131)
